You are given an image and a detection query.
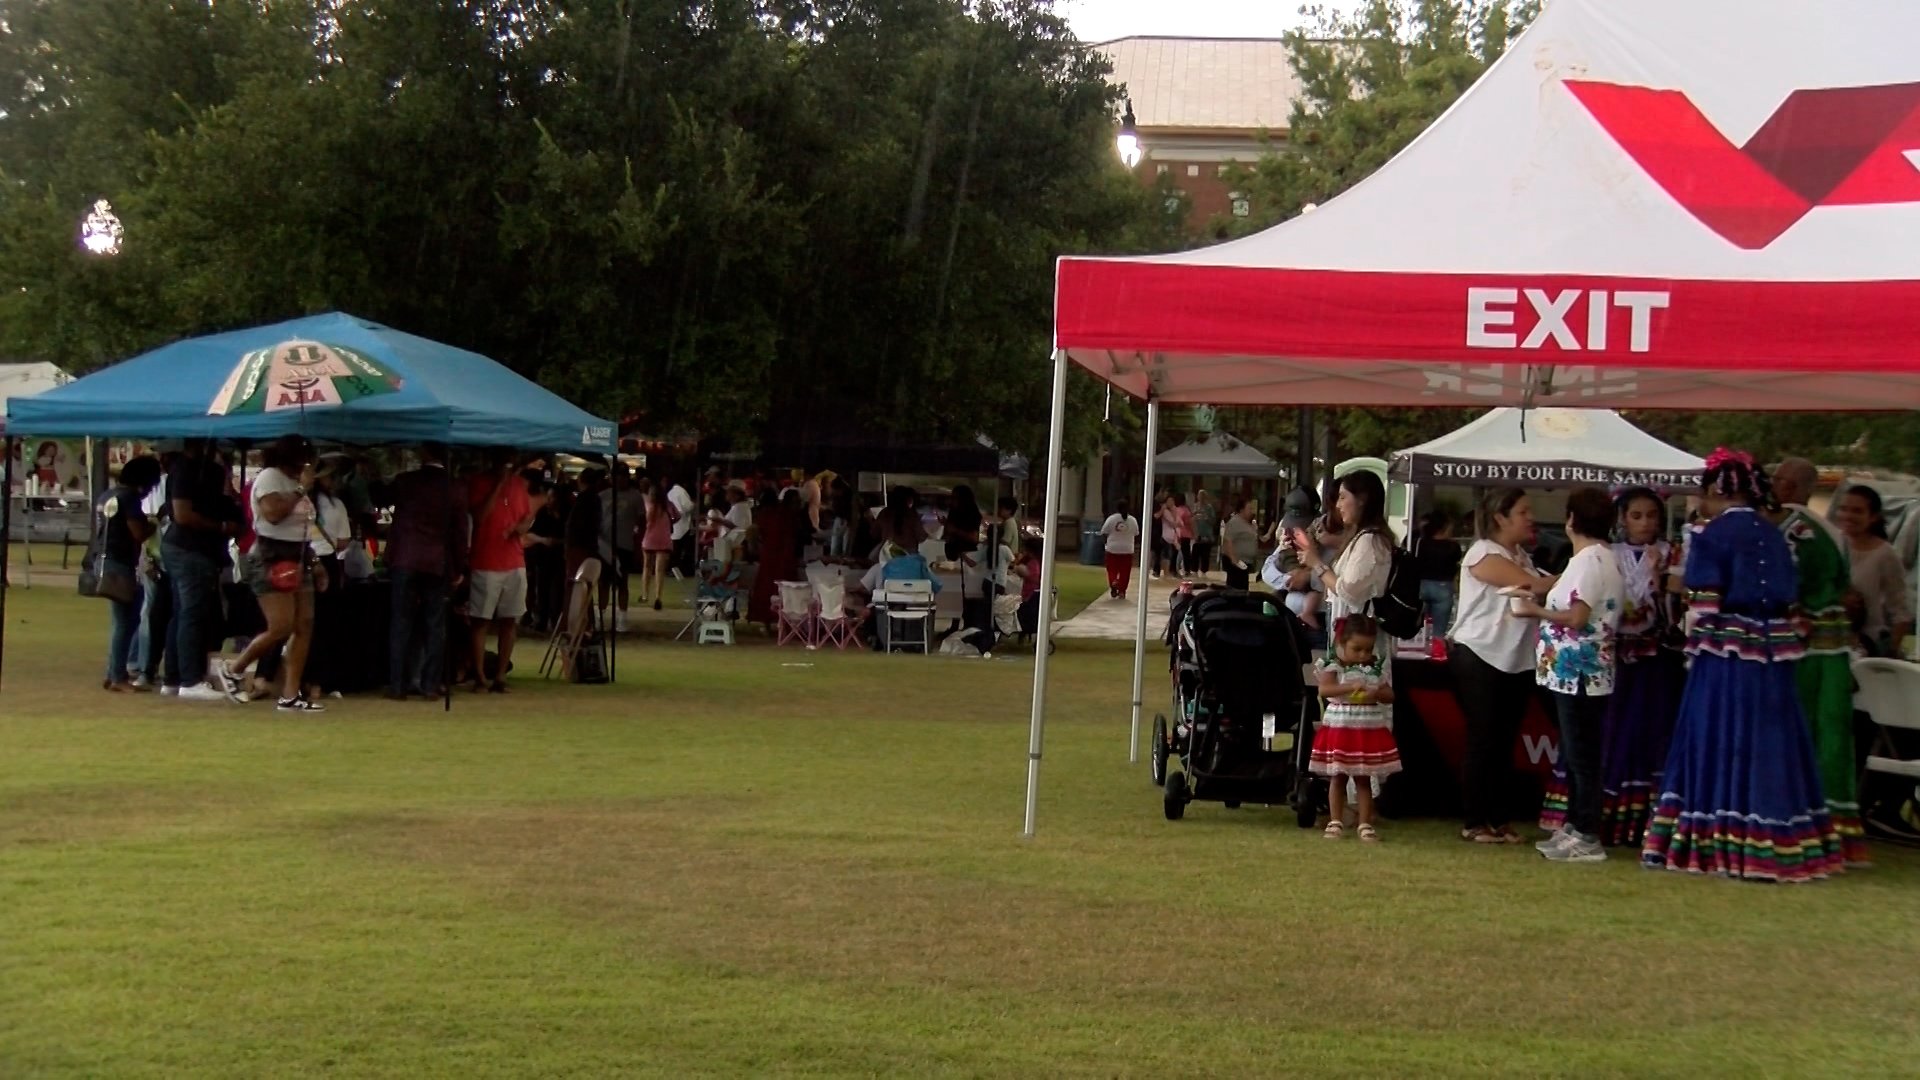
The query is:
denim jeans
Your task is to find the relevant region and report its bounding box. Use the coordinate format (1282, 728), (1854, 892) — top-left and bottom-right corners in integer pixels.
(104, 559), (144, 684)
(390, 568), (449, 695)
(139, 569), (173, 682)
(161, 544), (223, 687)
(1419, 579), (1455, 637)
(1552, 684), (1606, 838)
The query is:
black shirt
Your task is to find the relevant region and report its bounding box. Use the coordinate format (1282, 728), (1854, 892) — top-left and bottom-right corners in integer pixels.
(100, 485), (143, 567)
(565, 489), (602, 551)
(1410, 535), (1464, 583)
(162, 456), (239, 559)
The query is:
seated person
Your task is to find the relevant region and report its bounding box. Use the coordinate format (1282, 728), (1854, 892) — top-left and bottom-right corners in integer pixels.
(857, 542), (941, 647)
(960, 531), (1016, 648)
(705, 511), (743, 581)
(1013, 536), (1045, 635)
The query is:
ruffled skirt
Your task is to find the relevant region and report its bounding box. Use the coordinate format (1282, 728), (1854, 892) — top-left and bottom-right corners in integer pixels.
(1640, 652), (1844, 883)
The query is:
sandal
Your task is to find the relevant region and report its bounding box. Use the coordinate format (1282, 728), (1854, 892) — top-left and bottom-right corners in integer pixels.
(1461, 827), (1494, 843)
(1470, 828), (1507, 845)
(1358, 823), (1380, 843)
(1322, 820), (1346, 840)
(1493, 826), (1527, 845)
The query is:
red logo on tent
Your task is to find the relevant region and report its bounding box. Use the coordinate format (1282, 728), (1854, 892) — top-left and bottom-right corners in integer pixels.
(1566, 80), (1920, 249)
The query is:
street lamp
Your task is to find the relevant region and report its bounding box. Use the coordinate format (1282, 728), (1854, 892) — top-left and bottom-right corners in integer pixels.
(1116, 98), (1142, 170)
(79, 199), (122, 256)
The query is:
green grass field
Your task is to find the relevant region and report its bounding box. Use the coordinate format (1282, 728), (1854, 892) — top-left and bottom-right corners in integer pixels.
(3, 578), (1918, 1077)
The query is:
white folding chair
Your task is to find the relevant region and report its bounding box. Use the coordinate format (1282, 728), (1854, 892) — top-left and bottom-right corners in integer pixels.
(814, 579), (856, 650)
(881, 579), (935, 655)
(1853, 659), (1920, 837)
(774, 580), (818, 648)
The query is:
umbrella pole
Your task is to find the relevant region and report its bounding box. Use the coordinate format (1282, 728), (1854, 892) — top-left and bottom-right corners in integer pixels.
(0, 436), (14, 691)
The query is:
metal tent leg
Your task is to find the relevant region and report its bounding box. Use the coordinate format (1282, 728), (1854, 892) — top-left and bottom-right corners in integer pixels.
(1128, 399), (1160, 764)
(1022, 349), (1071, 839)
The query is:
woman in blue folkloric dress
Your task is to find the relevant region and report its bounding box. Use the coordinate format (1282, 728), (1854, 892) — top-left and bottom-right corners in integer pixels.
(1641, 450), (1844, 883)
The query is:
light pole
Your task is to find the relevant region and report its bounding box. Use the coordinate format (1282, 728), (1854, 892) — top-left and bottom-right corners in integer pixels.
(1116, 98), (1142, 170)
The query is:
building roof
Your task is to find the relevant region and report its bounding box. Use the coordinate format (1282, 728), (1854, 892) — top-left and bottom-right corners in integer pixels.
(1094, 37), (1302, 133)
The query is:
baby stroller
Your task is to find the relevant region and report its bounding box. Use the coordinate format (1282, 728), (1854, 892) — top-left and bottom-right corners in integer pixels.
(1153, 586), (1318, 826)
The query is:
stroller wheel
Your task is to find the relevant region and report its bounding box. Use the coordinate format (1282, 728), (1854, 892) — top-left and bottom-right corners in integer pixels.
(1223, 801), (1241, 810)
(1163, 771), (1188, 821)
(1295, 803), (1317, 829)
(1150, 714), (1169, 787)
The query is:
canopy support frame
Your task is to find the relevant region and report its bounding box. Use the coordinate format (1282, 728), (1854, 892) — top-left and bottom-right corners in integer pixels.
(1022, 348), (1071, 838)
(0, 436), (12, 690)
(1127, 398), (1160, 764)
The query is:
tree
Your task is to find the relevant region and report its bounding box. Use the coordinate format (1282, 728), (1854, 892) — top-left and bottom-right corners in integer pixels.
(0, 0), (1156, 468)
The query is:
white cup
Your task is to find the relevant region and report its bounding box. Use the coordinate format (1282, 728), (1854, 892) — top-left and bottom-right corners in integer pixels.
(1506, 591), (1531, 616)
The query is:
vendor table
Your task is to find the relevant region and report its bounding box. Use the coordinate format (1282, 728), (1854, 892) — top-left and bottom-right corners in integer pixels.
(1380, 651), (1560, 820)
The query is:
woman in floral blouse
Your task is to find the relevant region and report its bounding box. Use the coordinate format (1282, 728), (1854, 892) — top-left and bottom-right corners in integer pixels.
(1512, 487), (1624, 864)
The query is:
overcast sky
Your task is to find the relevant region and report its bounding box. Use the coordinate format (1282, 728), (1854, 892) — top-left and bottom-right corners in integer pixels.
(1061, 0), (1336, 43)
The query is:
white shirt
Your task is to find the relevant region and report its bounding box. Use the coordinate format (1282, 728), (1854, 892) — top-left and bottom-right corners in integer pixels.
(250, 467), (313, 544)
(308, 491), (352, 556)
(710, 526), (740, 567)
(1452, 538), (1542, 674)
(963, 543), (1013, 595)
(1100, 514), (1140, 555)
(668, 484), (696, 540)
(142, 475), (169, 518)
(1538, 543), (1624, 695)
(1327, 531), (1393, 625)
(725, 500), (754, 532)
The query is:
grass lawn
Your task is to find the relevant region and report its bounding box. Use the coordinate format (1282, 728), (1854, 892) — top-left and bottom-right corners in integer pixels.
(3, 583), (1918, 1077)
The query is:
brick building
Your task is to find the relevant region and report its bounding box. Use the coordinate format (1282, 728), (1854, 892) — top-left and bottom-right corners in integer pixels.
(1093, 37), (1300, 232)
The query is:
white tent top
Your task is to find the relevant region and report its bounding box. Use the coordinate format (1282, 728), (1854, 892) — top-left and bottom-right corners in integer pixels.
(0, 363), (71, 435)
(1054, 0), (1920, 411)
(1393, 408), (1703, 488)
(1152, 433), (1283, 478)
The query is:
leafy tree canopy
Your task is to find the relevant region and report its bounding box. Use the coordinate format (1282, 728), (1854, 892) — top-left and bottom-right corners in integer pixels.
(0, 0), (1155, 465)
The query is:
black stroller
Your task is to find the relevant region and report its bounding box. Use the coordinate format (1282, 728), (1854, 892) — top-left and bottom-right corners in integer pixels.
(1151, 586), (1318, 827)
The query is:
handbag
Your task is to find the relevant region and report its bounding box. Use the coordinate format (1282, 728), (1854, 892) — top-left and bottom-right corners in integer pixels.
(79, 493), (140, 604)
(265, 560), (304, 592)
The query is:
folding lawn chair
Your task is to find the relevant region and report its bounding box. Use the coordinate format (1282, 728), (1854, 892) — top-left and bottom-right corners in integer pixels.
(814, 579), (856, 650)
(542, 557), (608, 680)
(880, 579), (935, 655)
(1853, 658), (1920, 842)
(774, 580), (818, 648)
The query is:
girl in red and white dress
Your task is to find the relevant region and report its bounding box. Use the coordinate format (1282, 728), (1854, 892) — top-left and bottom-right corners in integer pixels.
(1312, 614), (1401, 842)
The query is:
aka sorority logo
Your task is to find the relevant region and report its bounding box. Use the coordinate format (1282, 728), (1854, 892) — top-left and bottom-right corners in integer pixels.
(1565, 79), (1920, 249)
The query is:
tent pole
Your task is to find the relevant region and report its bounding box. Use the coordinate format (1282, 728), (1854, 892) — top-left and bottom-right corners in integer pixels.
(0, 436), (13, 691)
(1022, 348), (1071, 839)
(1128, 398), (1161, 765)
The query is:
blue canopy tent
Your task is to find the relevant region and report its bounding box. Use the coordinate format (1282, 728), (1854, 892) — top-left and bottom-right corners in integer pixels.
(5, 312), (616, 447)
(0, 312), (617, 691)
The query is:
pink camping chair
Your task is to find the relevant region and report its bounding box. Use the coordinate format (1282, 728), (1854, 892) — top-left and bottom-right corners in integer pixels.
(773, 580), (818, 648)
(814, 579), (856, 650)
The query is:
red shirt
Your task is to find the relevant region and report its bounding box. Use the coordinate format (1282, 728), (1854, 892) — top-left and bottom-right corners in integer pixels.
(467, 473), (531, 573)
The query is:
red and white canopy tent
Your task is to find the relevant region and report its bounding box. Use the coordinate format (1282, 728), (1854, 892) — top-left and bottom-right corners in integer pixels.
(1021, 0), (1920, 834)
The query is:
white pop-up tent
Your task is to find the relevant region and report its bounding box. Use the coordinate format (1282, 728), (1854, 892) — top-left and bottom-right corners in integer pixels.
(1020, 0), (1920, 835)
(1152, 432), (1284, 478)
(0, 363), (71, 436)
(1393, 408), (1704, 489)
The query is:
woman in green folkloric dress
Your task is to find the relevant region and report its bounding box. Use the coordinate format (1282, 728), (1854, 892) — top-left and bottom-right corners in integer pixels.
(1779, 508), (1868, 865)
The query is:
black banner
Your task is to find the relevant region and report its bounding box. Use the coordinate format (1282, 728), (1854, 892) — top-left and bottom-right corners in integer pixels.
(1399, 455), (1701, 490)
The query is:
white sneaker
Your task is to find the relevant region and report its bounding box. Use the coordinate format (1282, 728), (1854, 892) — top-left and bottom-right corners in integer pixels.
(177, 684), (228, 703)
(130, 674), (153, 691)
(277, 695), (326, 714)
(160, 683), (180, 697)
(1544, 832), (1607, 863)
(1535, 827), (1572, 853)
(615, 611), (629, 632)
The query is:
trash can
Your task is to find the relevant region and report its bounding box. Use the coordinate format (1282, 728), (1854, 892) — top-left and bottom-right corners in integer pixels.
(1080, 521), (1105, 566)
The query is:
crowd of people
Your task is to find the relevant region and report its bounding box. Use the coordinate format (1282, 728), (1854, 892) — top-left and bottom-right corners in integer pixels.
(1098, 455), (1910, 882)
(86, 444), (1052, 707)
